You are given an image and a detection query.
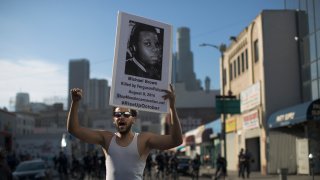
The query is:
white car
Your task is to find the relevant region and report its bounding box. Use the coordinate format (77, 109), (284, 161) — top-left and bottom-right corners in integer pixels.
(13, 159), (53, 180)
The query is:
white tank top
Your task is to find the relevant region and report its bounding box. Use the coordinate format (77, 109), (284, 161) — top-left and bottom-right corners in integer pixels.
(105, 133), (146, 180)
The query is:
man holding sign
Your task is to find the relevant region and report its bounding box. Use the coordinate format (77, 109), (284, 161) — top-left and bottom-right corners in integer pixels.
(67, 84), (182, 180)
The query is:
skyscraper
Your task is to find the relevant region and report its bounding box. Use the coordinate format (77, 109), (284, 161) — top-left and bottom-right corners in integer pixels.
(175, 27), (201, 91)
(15, 92), (30, 112)
(68, 59), (90, 109)
(88, 79), (109, 110)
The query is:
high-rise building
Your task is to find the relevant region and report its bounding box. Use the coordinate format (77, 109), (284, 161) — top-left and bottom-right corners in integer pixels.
(68, 59), (90, 109)
(285, 0), (320, 102)
(88, 79), (109, 110)
(15, 92), (30, 112)
(175, 27), (201, 91)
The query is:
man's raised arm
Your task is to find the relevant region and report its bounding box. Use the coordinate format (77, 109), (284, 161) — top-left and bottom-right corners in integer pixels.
(147, 84), (183, 150)
(67, 88), (105, 145)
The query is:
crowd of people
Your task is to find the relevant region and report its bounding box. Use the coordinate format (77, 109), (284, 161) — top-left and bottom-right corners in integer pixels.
(143, 150), (202, 180)
(52, 150), (106, 179)
(0, 146), (255, 180)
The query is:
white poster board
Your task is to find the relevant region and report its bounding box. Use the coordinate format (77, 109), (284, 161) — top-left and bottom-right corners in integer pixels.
(110, 12), (172, 113)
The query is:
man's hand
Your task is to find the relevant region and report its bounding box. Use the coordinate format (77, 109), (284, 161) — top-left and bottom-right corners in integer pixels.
(162, 84), (175, 109)
(70, 88), (82, 102)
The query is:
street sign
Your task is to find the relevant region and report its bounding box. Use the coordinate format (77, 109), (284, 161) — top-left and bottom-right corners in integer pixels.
(216, 98), (240, 114)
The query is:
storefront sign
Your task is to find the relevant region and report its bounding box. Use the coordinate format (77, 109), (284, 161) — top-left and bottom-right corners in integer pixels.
(276, 112), (295, 122)
(240, 82), (261, 112)
(225, 118), (236, 133)
(242, 110), (260, 130)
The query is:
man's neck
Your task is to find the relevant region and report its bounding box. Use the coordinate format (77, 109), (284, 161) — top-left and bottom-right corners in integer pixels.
(116, 130), (134, 139)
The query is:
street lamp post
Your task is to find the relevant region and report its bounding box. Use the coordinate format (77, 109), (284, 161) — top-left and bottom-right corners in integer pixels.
(309, 153), (314, 180)
(199, 43), (227, 159)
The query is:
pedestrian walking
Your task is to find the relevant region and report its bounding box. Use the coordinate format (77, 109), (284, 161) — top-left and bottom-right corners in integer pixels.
(214, 153), (226, 180)
(238, 148), (246, 179)
(57, 151), (68, 180)
(191, 154), (201, 180)
(244, 149), (252, 178)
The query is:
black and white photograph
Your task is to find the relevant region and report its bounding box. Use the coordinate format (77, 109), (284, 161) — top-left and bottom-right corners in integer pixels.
(125, 20), (164, 81)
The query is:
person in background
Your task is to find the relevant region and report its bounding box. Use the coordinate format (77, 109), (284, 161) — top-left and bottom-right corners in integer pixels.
(214, 153), (226, 180)
(191, 154), (201, 180)
(0, 148), (12, 180)
(244, 149), (252, 178)
(67, 84), (182, 180)
(238, 148), (246, 179)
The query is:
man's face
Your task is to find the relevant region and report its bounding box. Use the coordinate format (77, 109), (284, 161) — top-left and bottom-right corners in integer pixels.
(113, 107), (135, 134)
(137, 31), (162, 66)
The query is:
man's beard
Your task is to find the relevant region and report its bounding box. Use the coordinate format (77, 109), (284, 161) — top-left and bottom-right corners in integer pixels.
(116, 123), (133, 134)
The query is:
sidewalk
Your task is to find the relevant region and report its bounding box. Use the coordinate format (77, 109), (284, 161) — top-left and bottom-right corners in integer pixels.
(200, 166), (320, 180)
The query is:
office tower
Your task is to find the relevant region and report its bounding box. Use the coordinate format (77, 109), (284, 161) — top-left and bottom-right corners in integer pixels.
(68, 59), (90, 109)
(176, 27), (201, 91)
(88, 79), (109, 110)
(205, 76), (210, 93)
(15, 92), (30, 112)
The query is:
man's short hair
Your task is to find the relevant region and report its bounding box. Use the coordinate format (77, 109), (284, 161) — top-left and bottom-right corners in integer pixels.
(112, 107), (137, 117)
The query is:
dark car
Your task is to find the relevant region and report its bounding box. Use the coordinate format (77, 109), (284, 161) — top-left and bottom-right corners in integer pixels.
(177, 156), (191, 175)
(13, 159), (53, 180)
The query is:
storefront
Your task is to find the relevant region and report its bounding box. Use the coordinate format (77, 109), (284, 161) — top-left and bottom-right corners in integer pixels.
(201, 119), (221, 168)
(225, 117), (238, 171)
(184, 127), (203, 158)
(183, 119), (222, 167)
(267, 99), (320, 174)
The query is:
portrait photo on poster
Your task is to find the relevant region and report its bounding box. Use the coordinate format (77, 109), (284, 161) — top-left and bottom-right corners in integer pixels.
(125, 20), (164, 81)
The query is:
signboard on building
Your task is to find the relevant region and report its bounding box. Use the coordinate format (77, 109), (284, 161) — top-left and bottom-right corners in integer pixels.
(110, 12), (172, 113)
(240, 82), (261, 112)
(216, 98), (240, 114)
(242, 110), (260, 130)
(225, 118), (236, 133)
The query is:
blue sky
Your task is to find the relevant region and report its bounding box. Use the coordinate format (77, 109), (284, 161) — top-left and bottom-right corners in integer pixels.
(0, 0), (284, 110)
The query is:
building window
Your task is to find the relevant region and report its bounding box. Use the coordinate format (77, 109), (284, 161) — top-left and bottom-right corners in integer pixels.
(309, 33), (317, 62)
(233, 61), (237, 78)
(315, 0), (320, 30)
(311, 61), (318, 79)
(307, 0), (315, 33)
(312, 79), (319, 99)
(245, 49), (248, 69)
(229, 63), (233, 81)
(303, 82), (311, 101)
(241, 52), (245, 72)
(223, 68), (227, 86)
(237, 56), (241, 75)
(317, 31), (320, 59)
(254, 39), (259, 63)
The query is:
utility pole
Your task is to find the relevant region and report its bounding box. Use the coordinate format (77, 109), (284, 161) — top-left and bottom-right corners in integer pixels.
(199, 43), (228, 158)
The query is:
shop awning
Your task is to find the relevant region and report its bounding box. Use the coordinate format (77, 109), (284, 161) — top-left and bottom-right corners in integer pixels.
(268, 99), (320, 129)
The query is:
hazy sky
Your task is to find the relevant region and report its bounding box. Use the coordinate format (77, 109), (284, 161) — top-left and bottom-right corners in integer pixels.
(0, 0), (284, 110)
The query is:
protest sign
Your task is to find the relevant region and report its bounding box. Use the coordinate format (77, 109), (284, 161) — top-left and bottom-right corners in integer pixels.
(110, 12), (172, 113)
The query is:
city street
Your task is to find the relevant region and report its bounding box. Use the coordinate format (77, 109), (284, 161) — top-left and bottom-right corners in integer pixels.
(79, 171), (319, 180)
(77, 169), (318, 180)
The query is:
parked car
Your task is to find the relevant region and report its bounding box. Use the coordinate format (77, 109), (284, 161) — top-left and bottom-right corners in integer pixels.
(177, 156), (191, 175)
(13, 159), (54, 180)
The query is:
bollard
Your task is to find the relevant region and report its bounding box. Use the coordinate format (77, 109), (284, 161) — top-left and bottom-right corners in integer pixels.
(277, 168), (288, 180)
